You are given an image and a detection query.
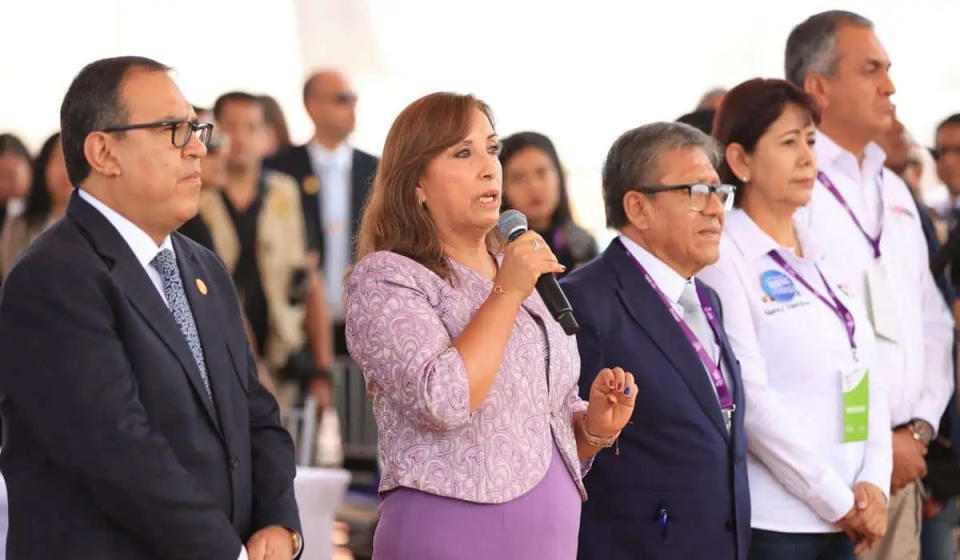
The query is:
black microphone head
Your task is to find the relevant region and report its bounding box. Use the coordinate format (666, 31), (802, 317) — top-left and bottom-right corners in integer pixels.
(497, 210), (528, 241)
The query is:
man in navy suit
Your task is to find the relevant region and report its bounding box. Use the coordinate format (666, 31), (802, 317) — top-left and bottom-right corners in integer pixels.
(562, 122), (750, 560)
(0, 57), (301, 559)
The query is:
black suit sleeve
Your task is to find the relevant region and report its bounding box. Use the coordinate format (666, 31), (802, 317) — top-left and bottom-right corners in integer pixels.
(244, 340), (302, 535)
(0, 257), (242, 559)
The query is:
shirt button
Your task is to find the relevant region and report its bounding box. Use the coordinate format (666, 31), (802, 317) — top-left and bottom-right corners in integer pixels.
(230, 456), (240, 470)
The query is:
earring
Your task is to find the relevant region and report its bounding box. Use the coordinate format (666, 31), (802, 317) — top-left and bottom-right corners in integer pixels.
(741, 175), (749, 183)
(418, 196), (426, 207)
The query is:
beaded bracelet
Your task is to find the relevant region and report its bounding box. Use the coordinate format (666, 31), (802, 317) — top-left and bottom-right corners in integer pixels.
(580, 414), (620, 450)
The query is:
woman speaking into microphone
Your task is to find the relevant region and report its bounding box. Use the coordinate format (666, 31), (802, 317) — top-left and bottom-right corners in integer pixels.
(344, 92), (636, 559)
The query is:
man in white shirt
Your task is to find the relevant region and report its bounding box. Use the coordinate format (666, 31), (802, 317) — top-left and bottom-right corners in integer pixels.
(264, 70), (378, 351)
(0, 56), (301, 559)
(786, 11), (955, 559)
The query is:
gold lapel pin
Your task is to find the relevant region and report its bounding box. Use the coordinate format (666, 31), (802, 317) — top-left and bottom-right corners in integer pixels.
(303, 176), (320, 195)
(195, 278), (208, 295)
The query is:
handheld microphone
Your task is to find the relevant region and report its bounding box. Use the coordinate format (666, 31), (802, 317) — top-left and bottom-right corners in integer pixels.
(497, 210), (580, 335)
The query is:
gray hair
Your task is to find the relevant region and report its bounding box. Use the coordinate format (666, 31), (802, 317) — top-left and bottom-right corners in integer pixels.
(602, 122), (721, 229)
(785, 10), (873, 88)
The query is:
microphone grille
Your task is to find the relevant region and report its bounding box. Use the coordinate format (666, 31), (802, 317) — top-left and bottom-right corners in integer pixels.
(497, 210), (528, 240)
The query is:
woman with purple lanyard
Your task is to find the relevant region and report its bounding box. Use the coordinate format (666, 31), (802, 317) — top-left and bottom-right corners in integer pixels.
(344, 92), (636, 559)
(699, 78), (892, 559)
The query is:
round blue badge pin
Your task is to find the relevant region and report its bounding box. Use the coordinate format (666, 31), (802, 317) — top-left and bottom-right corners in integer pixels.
(760, 270), (797, 302)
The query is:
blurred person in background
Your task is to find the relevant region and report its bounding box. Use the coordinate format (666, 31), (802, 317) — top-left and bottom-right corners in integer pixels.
(677, 109), (717, 136)
(204, 91), (334, 420)
(877, 117), (923, 195)
(0, 133), (32, 233)
(499, 131), (597, 273)
(265, 69), (378, 357)
(932, 114), (960, 233)
(260, 94), (292, 158)
(0, 132), (72, 277)
(697, 87), (728, 111)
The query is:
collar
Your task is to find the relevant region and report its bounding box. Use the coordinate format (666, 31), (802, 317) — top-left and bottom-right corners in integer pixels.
(618, 234), (690, 306)
(725, 208), (825, 264)
(815, 130), (887, 183)
(77, 188), (174, 269)
(306, 141), (352, 169)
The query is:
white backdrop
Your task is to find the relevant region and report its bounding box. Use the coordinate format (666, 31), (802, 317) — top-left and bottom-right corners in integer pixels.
(2, 0), (958, 236)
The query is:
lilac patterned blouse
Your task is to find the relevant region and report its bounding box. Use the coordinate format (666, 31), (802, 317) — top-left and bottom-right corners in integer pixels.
(345, 251), (590, 504)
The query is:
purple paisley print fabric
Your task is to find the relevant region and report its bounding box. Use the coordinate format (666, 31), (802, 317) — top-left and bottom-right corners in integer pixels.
(345, 251), (590, 504)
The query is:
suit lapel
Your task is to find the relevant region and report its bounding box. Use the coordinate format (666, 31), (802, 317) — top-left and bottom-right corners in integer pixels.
(67, 194), (224, 438)
(174, 236), (233, 441)
(604, 245), (730, 439)
(295, 145), (323, 253)
(350, 150), (373, 242)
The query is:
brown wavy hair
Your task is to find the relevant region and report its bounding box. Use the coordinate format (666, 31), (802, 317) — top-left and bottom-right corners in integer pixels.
(355, 92), (503, 282)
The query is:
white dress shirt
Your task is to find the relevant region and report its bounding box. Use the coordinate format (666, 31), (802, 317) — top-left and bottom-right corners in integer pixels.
(78, 189), (173, 305)
(619, 234), (732, 402)
(79, 188), (253, 560)
(306, 141), (353, 319)
(794, 131), (955, 432)
(699, 209), (891, 532)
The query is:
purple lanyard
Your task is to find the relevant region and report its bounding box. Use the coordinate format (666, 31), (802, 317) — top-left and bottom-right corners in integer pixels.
(817, 170), (884, 259)
(619, 241), (734, 410)
(552, 226), (568, 254)
(767, 251), (858, 359)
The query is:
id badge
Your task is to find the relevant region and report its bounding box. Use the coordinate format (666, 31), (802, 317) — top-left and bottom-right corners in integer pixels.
(842, 367), (869, 443)
(865, 261), (899, 342)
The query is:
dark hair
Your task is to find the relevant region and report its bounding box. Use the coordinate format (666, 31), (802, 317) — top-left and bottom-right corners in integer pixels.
(712, 78), (821, 206)
(785, 10), (873, 87)
(259, 95), (292, 152)
(60, 56), (170, 186)
(676, 109), (716, 135)
(213, 91), (263, 121)
(0, 134), (31, 162)
(603, 122), (721, 229)
(23, 133), (63, 227)
(936, 114), (960, 138)
(498, 132), (572, 230)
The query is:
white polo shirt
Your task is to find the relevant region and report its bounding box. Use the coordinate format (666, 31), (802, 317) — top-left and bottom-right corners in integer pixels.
(700, 209), (891, 532)
(795, 131), (954, 431)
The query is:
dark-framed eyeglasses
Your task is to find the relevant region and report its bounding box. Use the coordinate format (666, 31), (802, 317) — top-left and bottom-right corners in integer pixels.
(100, 120), (214, 149)
(637, 183), (736, 212)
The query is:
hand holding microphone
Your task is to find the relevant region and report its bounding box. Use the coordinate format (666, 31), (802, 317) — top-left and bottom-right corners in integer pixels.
(496, 210), (580, 335)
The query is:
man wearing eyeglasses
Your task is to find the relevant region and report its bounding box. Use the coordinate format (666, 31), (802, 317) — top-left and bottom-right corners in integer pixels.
(560, 122), (750, 560)
(264, 69), (378, 357)
(0, 56), (302, 559)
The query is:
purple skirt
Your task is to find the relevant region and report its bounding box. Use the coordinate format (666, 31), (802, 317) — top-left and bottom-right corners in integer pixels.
(372, 441), (582, 559)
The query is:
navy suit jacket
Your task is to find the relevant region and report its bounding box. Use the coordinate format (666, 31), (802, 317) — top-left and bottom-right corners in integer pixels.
(263, 144), (378, 256)
(0, 193), (300, 558)
(561, 241), (750, 560)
